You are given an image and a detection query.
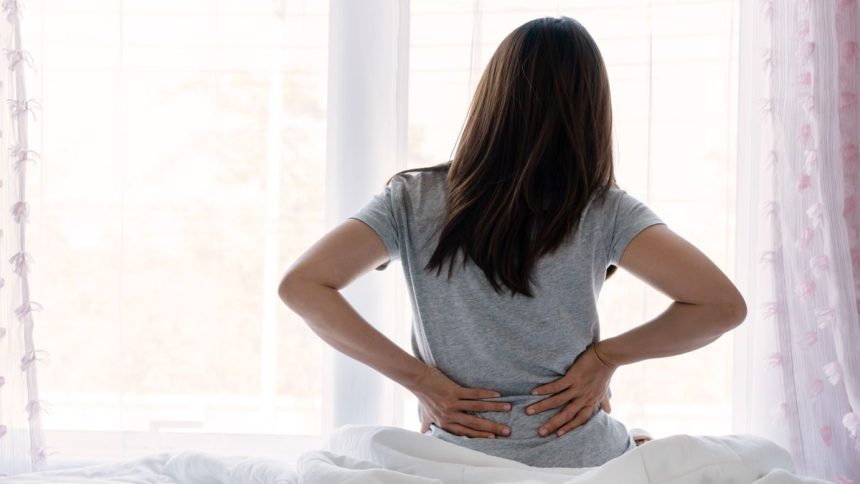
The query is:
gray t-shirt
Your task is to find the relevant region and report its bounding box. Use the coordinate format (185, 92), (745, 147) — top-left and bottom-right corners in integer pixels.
(348, 169), (665, 468)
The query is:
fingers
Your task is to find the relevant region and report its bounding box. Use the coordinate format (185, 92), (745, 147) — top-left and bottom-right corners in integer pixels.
(525, 389), (573, 415)
(456, 413), (511, 437)
(419, 406), (431, 433)
(418, 404), (431, 434)
(553, 405), (595, 437)
(530, 377), (569, 396)
(445, 422), (498, 439)
(460, 388), (501, 400)
(457, 399), (512, 413)
(536, 400), (591, 437)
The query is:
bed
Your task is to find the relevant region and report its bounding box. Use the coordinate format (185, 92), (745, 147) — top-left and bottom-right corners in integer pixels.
(0, 424), (834, 483)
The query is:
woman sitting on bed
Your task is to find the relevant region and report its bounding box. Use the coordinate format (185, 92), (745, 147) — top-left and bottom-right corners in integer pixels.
(279, 15), (747, 469)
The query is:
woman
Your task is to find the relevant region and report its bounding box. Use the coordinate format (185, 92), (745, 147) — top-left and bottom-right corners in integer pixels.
(279, 16), (746, 468)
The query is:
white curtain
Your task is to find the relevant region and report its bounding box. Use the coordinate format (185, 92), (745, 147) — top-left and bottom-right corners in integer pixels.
(325, 0), (410, 429)
(0, 0), (46, 476)
(735, 0), (860, 480)
(323, 0), (409, 428)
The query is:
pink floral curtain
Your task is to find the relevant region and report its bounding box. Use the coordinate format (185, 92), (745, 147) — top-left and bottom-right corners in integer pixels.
(743, 0), (860, 481)
(0, 0), (46, 476)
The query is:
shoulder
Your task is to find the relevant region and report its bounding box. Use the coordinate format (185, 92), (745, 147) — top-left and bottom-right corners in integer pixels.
(386, 168), (448, 208)
(388, 168), (446, 190)
(587, 186), (627, 215)
(584, 187), (662, 244)
(590, 187), (649, 215)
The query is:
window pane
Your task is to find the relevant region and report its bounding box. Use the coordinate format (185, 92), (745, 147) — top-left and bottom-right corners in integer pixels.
(30, 0), (328, 436)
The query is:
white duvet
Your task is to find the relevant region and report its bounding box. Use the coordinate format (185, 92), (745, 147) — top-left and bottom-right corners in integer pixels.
(1, 424), (834, 483)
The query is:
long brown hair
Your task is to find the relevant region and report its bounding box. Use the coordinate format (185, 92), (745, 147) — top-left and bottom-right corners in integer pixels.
(387, 16), (617, 298)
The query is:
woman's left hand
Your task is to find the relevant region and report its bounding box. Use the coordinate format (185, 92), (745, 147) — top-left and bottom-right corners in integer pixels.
(525, 342), (616, 438)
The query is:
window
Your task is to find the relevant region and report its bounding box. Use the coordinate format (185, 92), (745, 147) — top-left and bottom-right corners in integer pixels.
(29, 0), (329, 458)
(27, 0), (738, 460)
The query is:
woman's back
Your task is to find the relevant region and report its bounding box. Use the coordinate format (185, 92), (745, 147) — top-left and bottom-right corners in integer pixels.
(348, 169), (665, 467)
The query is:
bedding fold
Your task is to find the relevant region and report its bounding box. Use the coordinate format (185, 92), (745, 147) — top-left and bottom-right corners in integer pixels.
(297, 424), (834, 484)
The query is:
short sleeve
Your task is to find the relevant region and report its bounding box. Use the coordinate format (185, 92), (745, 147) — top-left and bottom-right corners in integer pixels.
(348, 181), (402, 271)
(607, 190), (665, 266)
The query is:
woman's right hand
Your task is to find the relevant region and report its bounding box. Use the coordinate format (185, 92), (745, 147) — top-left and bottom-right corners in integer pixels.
(412, 365), (512, 439)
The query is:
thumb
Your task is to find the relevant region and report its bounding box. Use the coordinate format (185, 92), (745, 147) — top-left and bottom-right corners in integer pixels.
(600, 393), (612, 413)
(419, 406), (431, 433)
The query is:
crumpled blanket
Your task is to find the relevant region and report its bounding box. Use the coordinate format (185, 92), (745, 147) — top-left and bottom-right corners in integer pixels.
(298, 424), (834, 484)
(0, 424), (834, 484)
(0, 452), (298, 484)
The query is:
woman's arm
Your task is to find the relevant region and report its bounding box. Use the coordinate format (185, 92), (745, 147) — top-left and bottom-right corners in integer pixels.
(594, 223), (747, 367)
(278, 219), (429, 393)
(279, 218), (512, 437)
(524, 223), (746, 438)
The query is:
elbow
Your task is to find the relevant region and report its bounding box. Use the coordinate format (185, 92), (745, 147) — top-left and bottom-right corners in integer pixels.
(716, 291), (747, 330)
(278, 269), (335, 312)
(278, 273), (300, 308)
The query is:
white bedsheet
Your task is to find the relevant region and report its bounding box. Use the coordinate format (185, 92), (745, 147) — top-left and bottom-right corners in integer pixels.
(0, 453), (298, 484)
(0, 424), (835, 483)
(302, 425), (833, 484)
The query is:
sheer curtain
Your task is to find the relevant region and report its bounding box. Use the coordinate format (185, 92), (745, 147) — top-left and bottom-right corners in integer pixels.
(0, 0), (46, 476)
(735, 0), (860, 480)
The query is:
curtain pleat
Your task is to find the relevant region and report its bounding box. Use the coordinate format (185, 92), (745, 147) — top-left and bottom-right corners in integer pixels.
(0, 0), (46, 476)
(326, 0), (411, 430)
